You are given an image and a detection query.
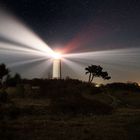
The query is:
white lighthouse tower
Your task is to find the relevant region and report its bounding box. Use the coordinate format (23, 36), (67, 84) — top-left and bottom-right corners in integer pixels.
(52, 52), (61, 79)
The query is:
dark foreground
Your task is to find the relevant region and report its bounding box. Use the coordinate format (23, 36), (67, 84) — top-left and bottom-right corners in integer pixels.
(0, 80), (140, 140)
(0, 103), (140, 140)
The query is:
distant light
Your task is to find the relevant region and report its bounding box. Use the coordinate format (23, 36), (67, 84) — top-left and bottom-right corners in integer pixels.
(95, 84), (100, 87)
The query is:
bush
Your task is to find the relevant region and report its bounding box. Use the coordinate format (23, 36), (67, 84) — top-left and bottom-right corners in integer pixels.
(0, 103), (20, 120)
(51, 98), (113, 115)
(0, 90), (8, 103)
(16, 84), (25, 98)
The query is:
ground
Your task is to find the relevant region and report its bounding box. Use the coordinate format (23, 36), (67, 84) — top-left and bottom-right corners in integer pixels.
(0, 105), (140, 140)
(0, 80), (140, 140)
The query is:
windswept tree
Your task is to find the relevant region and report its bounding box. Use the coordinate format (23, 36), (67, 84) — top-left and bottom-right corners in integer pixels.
(85, 65), (93, 82)
(101, 71), (111, 80)
(85, 65), (111, 83)
(0, 63), (10, 87)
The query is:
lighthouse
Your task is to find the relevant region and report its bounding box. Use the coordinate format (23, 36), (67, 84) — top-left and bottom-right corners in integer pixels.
(52, 52), (61, 79)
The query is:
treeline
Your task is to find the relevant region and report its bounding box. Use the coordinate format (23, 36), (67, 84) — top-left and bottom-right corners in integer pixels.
(5, 77), (140, 94)
(22, 78), (99, 97)
(105, 82), (140, 92)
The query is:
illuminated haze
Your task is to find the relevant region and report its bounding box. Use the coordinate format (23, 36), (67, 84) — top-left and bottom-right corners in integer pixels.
(0, 0), (140, 84)
(0, 8), (55, 78)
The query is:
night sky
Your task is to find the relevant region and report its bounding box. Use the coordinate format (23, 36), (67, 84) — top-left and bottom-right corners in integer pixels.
(0, 0), (140, 83)
(1, 0), (140, 51)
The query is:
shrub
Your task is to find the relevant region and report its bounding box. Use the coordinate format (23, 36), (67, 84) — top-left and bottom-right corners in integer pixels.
(16, 84), (25, 98)
(51, 98), (113, 115)
(0, 90), (8, 103)
(0, 103), (20, 120)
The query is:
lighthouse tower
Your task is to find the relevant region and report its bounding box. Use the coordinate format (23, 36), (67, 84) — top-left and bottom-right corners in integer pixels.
(52, 52), (61, 79)
(52, 58), (61, 79)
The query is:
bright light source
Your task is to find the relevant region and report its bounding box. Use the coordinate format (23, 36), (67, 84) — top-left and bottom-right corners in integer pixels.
(95, 84), (100, 87)
(52, 52), (62, 59)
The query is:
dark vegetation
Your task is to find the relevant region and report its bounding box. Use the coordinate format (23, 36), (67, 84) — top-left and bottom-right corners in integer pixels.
(1, 78), (113, 116)
(0, 63), (140, 140)
(0, 63), (9, 87)
(85, 65), (111, 82)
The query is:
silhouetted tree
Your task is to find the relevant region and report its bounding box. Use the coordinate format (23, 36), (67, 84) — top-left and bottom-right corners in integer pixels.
(13, 73), (21, 83)
(0, 63), (9, 103)
(5, 73), (22, 87)
(0, 63), (9, 87)
(85, 65), (93, 82)
(85, 65), (111, 82)
(101, 71), (111, 80)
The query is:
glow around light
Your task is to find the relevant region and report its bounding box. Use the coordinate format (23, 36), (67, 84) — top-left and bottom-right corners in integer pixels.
(51, 52), (62, 59)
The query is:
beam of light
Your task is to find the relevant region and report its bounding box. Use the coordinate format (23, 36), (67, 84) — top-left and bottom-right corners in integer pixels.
(0, 42), (49, 57)
(62, 58), (86, 79)
(0, 8), (54, 56)
(0, 8), (56, 78)
(63, 48), (140, 70)
(21, 59), (52, 78)
(63, 48), (140, 63)
(8, 57), (48, 68)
